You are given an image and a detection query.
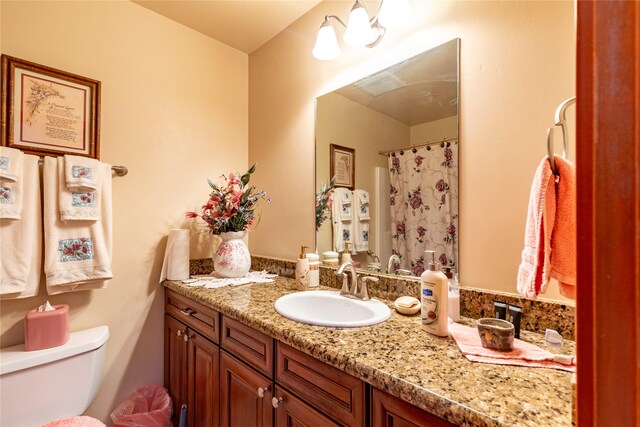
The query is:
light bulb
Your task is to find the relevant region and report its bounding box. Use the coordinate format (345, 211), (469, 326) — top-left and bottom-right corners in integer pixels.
(343, 1), (376, 47)
(378, 0), (412, 29)
(312, 20), (341, 60)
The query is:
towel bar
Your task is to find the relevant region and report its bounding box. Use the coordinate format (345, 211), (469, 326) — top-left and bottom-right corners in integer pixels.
(36, 158), (128, 176)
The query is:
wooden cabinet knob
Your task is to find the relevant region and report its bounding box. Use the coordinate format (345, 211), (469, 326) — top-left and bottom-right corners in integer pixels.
(271, 396), (283, 408)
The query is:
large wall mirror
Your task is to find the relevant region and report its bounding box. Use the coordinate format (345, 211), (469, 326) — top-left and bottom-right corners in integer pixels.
(315, 39), (460, 278)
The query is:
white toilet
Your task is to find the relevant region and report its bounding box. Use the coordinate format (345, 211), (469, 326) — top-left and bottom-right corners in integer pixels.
(0, 326), (109, 427)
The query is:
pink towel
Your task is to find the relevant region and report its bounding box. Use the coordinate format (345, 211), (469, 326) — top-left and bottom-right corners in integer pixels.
(449, 321), (575, 372)
(41, 416), (106, 427)
(517, 156), (576, 299)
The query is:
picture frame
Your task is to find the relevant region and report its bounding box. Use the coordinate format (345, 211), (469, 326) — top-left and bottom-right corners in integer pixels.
(1, 55), (101, 159)
(330, 143), (355, 190)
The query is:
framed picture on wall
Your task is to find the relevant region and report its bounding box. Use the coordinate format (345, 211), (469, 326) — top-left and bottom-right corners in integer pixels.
(330, 143), (355, 190)
(1, 55), (101, 159)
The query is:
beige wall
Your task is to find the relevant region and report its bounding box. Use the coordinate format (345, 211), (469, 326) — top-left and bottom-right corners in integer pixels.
(0, 0), (248, 421)
(410, 116), (458, 145)
(315, 92), (408, 261)
(249, 0), (575, 302)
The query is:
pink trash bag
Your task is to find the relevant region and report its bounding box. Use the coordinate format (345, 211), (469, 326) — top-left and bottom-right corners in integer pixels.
(110, 385), (172, 427)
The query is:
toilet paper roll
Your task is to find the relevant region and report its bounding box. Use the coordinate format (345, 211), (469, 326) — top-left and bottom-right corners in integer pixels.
(160, 229), (190, 282)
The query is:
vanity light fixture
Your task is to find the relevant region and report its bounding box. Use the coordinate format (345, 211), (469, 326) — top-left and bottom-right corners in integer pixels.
(312, 0), (412, 61)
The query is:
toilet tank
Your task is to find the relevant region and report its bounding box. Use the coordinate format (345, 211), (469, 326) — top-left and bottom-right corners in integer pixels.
(0, 326), (109, 427)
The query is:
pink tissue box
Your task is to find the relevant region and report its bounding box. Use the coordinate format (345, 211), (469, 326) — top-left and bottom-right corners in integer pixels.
(24, 304), (69, 351)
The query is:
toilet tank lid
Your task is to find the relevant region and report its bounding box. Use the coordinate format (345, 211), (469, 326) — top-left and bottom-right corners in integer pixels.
(0, 326), (109, 375)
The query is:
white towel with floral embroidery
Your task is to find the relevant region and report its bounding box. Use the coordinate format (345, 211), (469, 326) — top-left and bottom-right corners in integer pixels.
(330, 188), (355, 252)
(60, 158), (102, 221)
(64, 155), (99, 191)
(0, 154), (42, 299)
(352, 189), (370, 252)
(0, 147), (24, 219)
(0, 146), (23, 183)
(44, 157), (112, 294)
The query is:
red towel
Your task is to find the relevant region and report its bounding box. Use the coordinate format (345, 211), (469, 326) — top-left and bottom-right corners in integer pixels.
(449, 321), (576, 372)
(517, 156), (576, 299)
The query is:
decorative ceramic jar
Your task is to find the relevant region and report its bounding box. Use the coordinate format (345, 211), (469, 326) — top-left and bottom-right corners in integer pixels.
(214, 231), (251, 278)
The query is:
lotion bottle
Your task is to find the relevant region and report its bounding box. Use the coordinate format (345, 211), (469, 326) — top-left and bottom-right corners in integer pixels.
(295, 245), (310, 290)
(341, 242), (352, 264)
(420, 250), (449, 336)
(306, 253), (320, 288)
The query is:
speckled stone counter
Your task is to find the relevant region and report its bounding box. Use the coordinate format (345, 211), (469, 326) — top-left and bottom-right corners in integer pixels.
(164, 277), (574, 427)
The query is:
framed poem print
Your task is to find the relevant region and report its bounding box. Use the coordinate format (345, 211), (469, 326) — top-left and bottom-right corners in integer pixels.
(330, 143), (355, 190)
(1, 55), (101, 159)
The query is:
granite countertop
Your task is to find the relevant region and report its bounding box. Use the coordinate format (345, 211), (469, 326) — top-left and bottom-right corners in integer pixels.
(163, 276), (574, 427)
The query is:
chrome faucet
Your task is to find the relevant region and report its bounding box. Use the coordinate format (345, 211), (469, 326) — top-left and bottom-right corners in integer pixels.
(387, 254), (400, 274)
(335, 261), (373, 301)
(336, 261), (358, 296)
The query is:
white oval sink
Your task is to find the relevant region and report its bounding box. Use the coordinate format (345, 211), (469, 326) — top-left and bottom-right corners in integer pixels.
(274, 290), (391, 327)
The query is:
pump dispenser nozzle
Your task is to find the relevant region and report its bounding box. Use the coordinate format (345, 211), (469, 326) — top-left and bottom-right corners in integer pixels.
(424, 250), (440, 271)
(299, 245), (308, 259)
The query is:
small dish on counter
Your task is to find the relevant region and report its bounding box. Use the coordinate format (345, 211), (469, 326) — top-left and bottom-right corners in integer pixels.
(394, 296), (421, 315)
(476, 318), (515, 352)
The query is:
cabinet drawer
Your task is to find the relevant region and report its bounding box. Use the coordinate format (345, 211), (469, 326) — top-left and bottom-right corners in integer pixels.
(166, 289), (219, 343)
(273, 385), (340, 427)
(221, 316), (274, 377)
(276, 342), (365, 427)
(371, 388), (456, 427)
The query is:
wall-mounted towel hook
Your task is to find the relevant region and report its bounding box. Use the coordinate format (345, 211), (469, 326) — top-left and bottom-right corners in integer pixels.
(547, 96), (575, 176)
(546, 127), (560, 174)
(553, 96), (576, 160)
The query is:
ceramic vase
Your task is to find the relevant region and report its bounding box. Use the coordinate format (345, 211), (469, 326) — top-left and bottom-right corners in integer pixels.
(213, 231), (251, 278)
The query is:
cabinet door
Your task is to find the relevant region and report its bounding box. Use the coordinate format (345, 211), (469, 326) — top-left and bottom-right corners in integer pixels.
(187, 330), (219, 427)
(371, 389), (456, 427)
(165, 315), (188, 425)
(273, 386), (340, 427)
(220, 350), (273, 427)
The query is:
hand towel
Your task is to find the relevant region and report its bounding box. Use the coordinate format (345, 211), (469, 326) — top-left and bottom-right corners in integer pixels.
(517, 157), (554, 299)
(64, 155), (99, 191)
(330, 189), (355, 253)
(44, 157), (112, 294)
(449, 321), (576, 372)
(549, 157), (577, 299)
(0, 154), (42, 299)
(0, 148), (24, 219)
(0, 146), (23, 183)
(352, 189), (370, 252)
(59, 163), (102, 221)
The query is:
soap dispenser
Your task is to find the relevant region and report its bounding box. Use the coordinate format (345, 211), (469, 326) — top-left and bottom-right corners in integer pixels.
(420, 250), (449, 337)
(341, 243), (352, 264)
(295, 245), (310, 290)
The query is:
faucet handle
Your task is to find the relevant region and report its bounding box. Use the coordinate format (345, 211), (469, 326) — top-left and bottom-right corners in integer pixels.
(358, 276), (378, 301)
(339, 273), (350, 296)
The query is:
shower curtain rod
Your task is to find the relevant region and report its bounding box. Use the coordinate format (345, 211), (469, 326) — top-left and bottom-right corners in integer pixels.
(378, 137), (458, 156)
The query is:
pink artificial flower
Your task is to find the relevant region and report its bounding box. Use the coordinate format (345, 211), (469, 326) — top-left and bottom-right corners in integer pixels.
(228, 173), (239, 186)
(185, 211), (198, 219)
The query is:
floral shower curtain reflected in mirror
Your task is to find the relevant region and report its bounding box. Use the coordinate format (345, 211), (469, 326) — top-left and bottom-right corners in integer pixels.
(389, 141), (459, 276)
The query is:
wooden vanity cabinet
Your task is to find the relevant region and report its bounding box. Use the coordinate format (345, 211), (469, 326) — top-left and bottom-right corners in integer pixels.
(165, 291), (456, 427)
(371, 389), (456, 427)
(220, 315), (274, 426)
(164, 290), (220, 427)
(220, 350), (273, 426)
